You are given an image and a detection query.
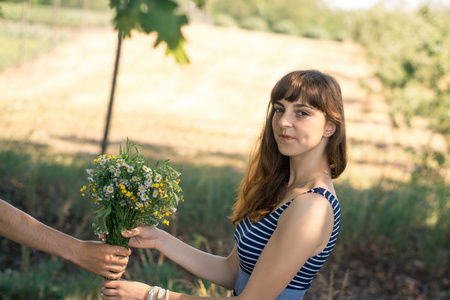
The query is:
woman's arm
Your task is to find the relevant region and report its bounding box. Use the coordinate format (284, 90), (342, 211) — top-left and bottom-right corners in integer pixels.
(122, 226), (239, 289)
(0, 199), (131, 279)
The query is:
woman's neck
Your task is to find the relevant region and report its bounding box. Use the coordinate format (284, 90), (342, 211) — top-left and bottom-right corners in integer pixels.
(288, 151), (331, 186)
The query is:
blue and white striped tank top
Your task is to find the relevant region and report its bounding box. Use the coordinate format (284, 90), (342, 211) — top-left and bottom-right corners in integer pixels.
(234, 187), (341, 291)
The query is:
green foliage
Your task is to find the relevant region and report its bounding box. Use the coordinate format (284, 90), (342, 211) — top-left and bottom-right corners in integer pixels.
(0, 261), (103, 299)
(337, 175), (449, 272)
(204, 0), (346, 40)
(5, 0), (110, 11)
(271, 20), (299, 36)
(239, 15), (269, 31)
(302, 24), (329, 40)
(212, 13), (238, 28)
(351, 5), (450, 139)
(0, 2), (111, 27)
(109, 0), (190, 64)
(0, 141), (448, 297)
(0, 21), (72, 72)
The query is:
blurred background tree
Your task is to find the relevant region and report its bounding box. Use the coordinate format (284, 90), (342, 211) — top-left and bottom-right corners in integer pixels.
(101, 0), (194, 154)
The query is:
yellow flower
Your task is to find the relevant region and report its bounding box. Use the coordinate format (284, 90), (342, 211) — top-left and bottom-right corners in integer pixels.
(162, 220), (170, 226)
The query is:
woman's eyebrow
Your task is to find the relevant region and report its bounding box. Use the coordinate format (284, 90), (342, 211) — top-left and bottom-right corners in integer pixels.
(293, 103), (315, 109)
(273, 101), (284, 106)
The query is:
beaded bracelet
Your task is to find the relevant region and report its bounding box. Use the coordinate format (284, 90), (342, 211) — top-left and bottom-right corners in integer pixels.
(144, 286), (153, 299)
(145, 286), (169, 300)
(145, 286), (159, 300)
(156, 288), (165, 300)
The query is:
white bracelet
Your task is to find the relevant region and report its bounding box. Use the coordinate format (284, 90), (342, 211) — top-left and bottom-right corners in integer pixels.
(156, 288), (165, 300)
(165, 289), (169, 300)
(146, 286), (159, 300)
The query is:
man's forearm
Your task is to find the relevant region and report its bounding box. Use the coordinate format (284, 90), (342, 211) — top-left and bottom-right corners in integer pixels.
(0, 199), (79, 260)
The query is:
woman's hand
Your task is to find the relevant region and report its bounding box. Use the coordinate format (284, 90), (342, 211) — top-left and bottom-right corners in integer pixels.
(121, 226), (163, 249)
(101, 280), (150, 300)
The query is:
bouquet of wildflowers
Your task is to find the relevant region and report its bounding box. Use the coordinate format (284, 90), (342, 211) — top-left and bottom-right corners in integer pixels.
(80, 139), (182, 247)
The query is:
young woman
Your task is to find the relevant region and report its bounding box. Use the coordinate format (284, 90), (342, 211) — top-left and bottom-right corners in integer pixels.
(101, 69), (347, 300)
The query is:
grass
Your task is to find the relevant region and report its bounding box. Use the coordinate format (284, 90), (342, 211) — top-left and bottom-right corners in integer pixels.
(0, 2), (112, 72)
(1, 2), (112, 28)
(0, 139), (448, 299)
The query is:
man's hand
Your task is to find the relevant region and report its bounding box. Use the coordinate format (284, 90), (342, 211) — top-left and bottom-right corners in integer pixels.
(71, 240), (131, 279)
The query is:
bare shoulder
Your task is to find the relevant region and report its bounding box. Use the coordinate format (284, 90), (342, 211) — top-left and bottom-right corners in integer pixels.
(279, 191), (334, 227)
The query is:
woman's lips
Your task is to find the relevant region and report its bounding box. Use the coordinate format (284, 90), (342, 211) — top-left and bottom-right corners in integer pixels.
(280, 134), (295, 141)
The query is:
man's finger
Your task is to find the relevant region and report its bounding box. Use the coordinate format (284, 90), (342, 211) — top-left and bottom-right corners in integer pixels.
(106, 245), (131, 256)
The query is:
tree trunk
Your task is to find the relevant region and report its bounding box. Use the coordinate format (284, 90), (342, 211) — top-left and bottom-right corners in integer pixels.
(101, 31), (123, 154)
(19, 0), (31, 65)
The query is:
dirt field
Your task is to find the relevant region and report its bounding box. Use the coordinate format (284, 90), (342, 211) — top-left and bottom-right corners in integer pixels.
(0, 24), (445, 187)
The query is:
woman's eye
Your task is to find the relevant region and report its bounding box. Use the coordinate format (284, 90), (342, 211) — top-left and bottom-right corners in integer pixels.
(296, 111), (308, 117)
(274, 108), (284, 113)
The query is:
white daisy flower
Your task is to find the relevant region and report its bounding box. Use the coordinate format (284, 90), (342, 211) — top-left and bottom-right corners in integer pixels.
(140, 194), (149, 201)
(119, 200), (127, 207)
(127, 166), (135, 173)
(106, 185), (114, 194)
(114, 169), (121, 177)
(145, 173), (152, 180)
(152, 190), (158, 198)
(88, 177), (93, 181)
(86, 169), (94, 176)
(145, 179), (153, 187)
(138, 185), (146, 193)
(143, 165), (152, 173)
(155, 174), (162, 182)
(109, 165), (115, 172)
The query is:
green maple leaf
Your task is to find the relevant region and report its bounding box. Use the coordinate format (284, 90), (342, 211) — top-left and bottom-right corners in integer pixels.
(110, 0), (190, 64)
(140, 0), (189, 63)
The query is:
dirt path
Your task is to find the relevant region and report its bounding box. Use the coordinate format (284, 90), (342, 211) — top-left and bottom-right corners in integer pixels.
(0, 24), (443, 186)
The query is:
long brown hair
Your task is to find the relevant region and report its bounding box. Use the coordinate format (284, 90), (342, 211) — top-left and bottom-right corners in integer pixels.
(232, 70), (347, 225)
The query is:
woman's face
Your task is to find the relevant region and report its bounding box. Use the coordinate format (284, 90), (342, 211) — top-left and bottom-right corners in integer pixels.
(271, 98), (332, 158)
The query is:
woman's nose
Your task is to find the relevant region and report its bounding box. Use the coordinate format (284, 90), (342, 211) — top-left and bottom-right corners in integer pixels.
(278, 113), (292, 128)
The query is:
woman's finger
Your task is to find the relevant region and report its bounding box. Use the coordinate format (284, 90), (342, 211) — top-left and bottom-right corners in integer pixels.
(102, 279), (121, 288)
(121, 227), (141, 237)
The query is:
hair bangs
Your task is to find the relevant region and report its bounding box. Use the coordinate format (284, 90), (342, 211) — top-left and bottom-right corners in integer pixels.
(270, 71), (327, 113)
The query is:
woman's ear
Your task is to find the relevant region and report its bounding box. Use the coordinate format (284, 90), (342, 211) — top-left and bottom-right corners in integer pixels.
(323, 122), (336, 138)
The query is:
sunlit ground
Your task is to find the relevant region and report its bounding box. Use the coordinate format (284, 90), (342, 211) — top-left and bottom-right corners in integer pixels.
(0, 24), (446, 187)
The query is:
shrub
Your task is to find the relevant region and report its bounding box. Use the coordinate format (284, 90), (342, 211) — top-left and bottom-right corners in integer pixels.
(212, 13), (239, 28)
(271, 19), (299, 36)
(302, 25), (330, 40)
(239, 16), (269, 32)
